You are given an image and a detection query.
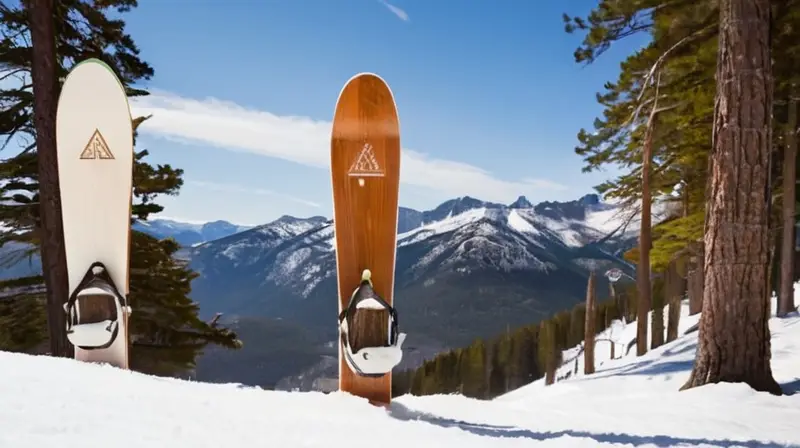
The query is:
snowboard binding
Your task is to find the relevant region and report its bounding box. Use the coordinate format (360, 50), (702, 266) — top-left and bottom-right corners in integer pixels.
(64, 261), (130, 351)
(338, 269), (406, 377)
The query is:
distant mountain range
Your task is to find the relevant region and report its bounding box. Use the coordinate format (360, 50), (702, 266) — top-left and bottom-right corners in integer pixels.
(131, 219), (252, 247)
(0, 218), (248, 280)
(187, 193), (670, 390)
(0, 193), (673, 390)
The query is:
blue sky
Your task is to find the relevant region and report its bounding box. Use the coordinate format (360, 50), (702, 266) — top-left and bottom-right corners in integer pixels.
(118, 1), (647, 225)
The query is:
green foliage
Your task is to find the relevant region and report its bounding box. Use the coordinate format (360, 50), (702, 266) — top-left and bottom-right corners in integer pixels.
(402, 0), (800, 401)
(565, 0), (719, 285)
(0, 275), (46, 352)
(394, 279), (659, 399)
(128, 231), (241, 376)
(0, 0), (240, 375)
(566, 0), (800, 283)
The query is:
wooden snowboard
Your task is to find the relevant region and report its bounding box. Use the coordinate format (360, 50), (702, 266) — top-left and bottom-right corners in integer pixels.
(56, 58), (134, 369)
(330, 73), (401, 405)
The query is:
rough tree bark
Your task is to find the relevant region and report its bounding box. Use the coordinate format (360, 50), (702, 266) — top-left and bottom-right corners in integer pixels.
(25, 0), (71, 357)
(651, 288), (665, 349)
(687, 254), (704, 315)
(666, 259), (685, 342)
(584, 271), (596, 375)
(778, 92), (797, 316)
(681, 0), (781, 394)
(667, 194), (689, 341)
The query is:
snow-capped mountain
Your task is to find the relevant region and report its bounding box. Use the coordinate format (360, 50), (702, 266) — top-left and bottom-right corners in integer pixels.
(132, 218), (252, 247)
(0, 218), (250, 281)
(187, 193), (665, 357)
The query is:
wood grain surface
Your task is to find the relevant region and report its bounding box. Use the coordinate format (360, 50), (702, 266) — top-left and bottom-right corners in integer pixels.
(330, 73), (400, 405)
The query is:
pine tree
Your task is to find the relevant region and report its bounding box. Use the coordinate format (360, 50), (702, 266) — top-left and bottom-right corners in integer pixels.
(563, 0), (720, 358)
(24, 0), (69, 357)
(584, 271), (596, 374)
(774, 0), (800, 316)
(0, 0), (240, 375)
(459, 339), (487, 397)
(665, 259), (683, 342)
(681, 0), (782, 394)
(650, 276), (665, 349)
(538, 319), (558, 385)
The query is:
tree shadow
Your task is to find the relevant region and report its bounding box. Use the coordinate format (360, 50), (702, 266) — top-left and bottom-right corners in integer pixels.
(779, 378), (800, 396)
(663, 340), (698, 357)
(388, 402), (798, 447)
(590, 340), (697, 379)
(615, 359), (695, 377)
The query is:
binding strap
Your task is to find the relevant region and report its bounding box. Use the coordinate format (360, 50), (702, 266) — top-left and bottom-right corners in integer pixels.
(338, 270), (405, 377)
(64, 261), (126, 350)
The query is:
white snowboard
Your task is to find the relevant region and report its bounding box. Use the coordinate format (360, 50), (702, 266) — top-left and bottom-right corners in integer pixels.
(56, 58), (133, 369)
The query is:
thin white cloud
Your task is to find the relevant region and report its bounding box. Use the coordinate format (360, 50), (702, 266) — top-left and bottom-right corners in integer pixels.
(187, 180), (322, 208)
(129, 90), (568, 204)
(378, 0), (409, 22)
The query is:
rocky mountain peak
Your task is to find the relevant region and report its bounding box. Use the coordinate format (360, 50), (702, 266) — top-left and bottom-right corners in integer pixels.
(509, 195), (533, 209)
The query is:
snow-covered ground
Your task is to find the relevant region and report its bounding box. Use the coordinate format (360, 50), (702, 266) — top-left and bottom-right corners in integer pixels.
(2, 294), (800, 447)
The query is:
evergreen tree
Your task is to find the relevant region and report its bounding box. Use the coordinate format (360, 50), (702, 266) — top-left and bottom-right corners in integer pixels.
(584, 270), (596, 374)
(564, 1), (721, 357)
(665, 259), (683, 342)
(372, 0), (800, 401)
(682, 0), (782, 394)
(0, 0), (240, 375)
(538, 319), (558, 385)
(458, 339), (487, 397)
(774, 0), (800, 316)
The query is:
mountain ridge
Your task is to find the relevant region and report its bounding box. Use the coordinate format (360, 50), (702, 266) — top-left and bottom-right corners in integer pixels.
(132, 218), (253, 247)
(1, 191), (676, 390)
(188, 192), (677, 389)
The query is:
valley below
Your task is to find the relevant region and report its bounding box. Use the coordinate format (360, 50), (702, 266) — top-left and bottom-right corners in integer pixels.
(183, 193), (651, 390)
(1, 192), (656, 390)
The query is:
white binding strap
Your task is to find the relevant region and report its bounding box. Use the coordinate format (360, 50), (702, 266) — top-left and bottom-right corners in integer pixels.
(356, 298), (385, 310)
(342, 329), (406, 376)
(77, 286), (110, 296)
(67, 320), (118, 348)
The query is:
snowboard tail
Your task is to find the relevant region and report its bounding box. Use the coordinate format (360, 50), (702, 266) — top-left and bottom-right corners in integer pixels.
(56, 58), (134, 369)
(331, 73), (401, 405)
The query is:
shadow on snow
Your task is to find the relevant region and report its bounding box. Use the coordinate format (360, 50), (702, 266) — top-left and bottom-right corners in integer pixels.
(388, 402), (797, 448)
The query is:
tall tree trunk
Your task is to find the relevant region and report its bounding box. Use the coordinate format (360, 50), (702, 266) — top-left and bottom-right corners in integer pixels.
(667, 193), (690, 341)
(610, 281), (627, 324)
(664, 192), (699, 342)
(541, 321), (557, 386)
(651, 284), (664, 349)
(25, 0), (71, 357)
(681, 0), (781, 394)
(584, 271), (596, 375)
(779, 92), (797, 316)
(666, 259), (685, 342)
(636, 90), (656, 356)
(687, 254), (704, 315)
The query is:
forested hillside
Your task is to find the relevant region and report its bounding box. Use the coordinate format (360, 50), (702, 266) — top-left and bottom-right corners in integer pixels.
(395, 0), (800, 399)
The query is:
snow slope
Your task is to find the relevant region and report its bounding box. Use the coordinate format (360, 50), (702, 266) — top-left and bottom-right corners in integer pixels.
(2, 297), (799, 447)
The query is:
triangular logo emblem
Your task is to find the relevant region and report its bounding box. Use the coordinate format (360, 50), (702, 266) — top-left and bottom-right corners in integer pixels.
(348, 143), (384, 177)
(79, 129), (114, 160)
